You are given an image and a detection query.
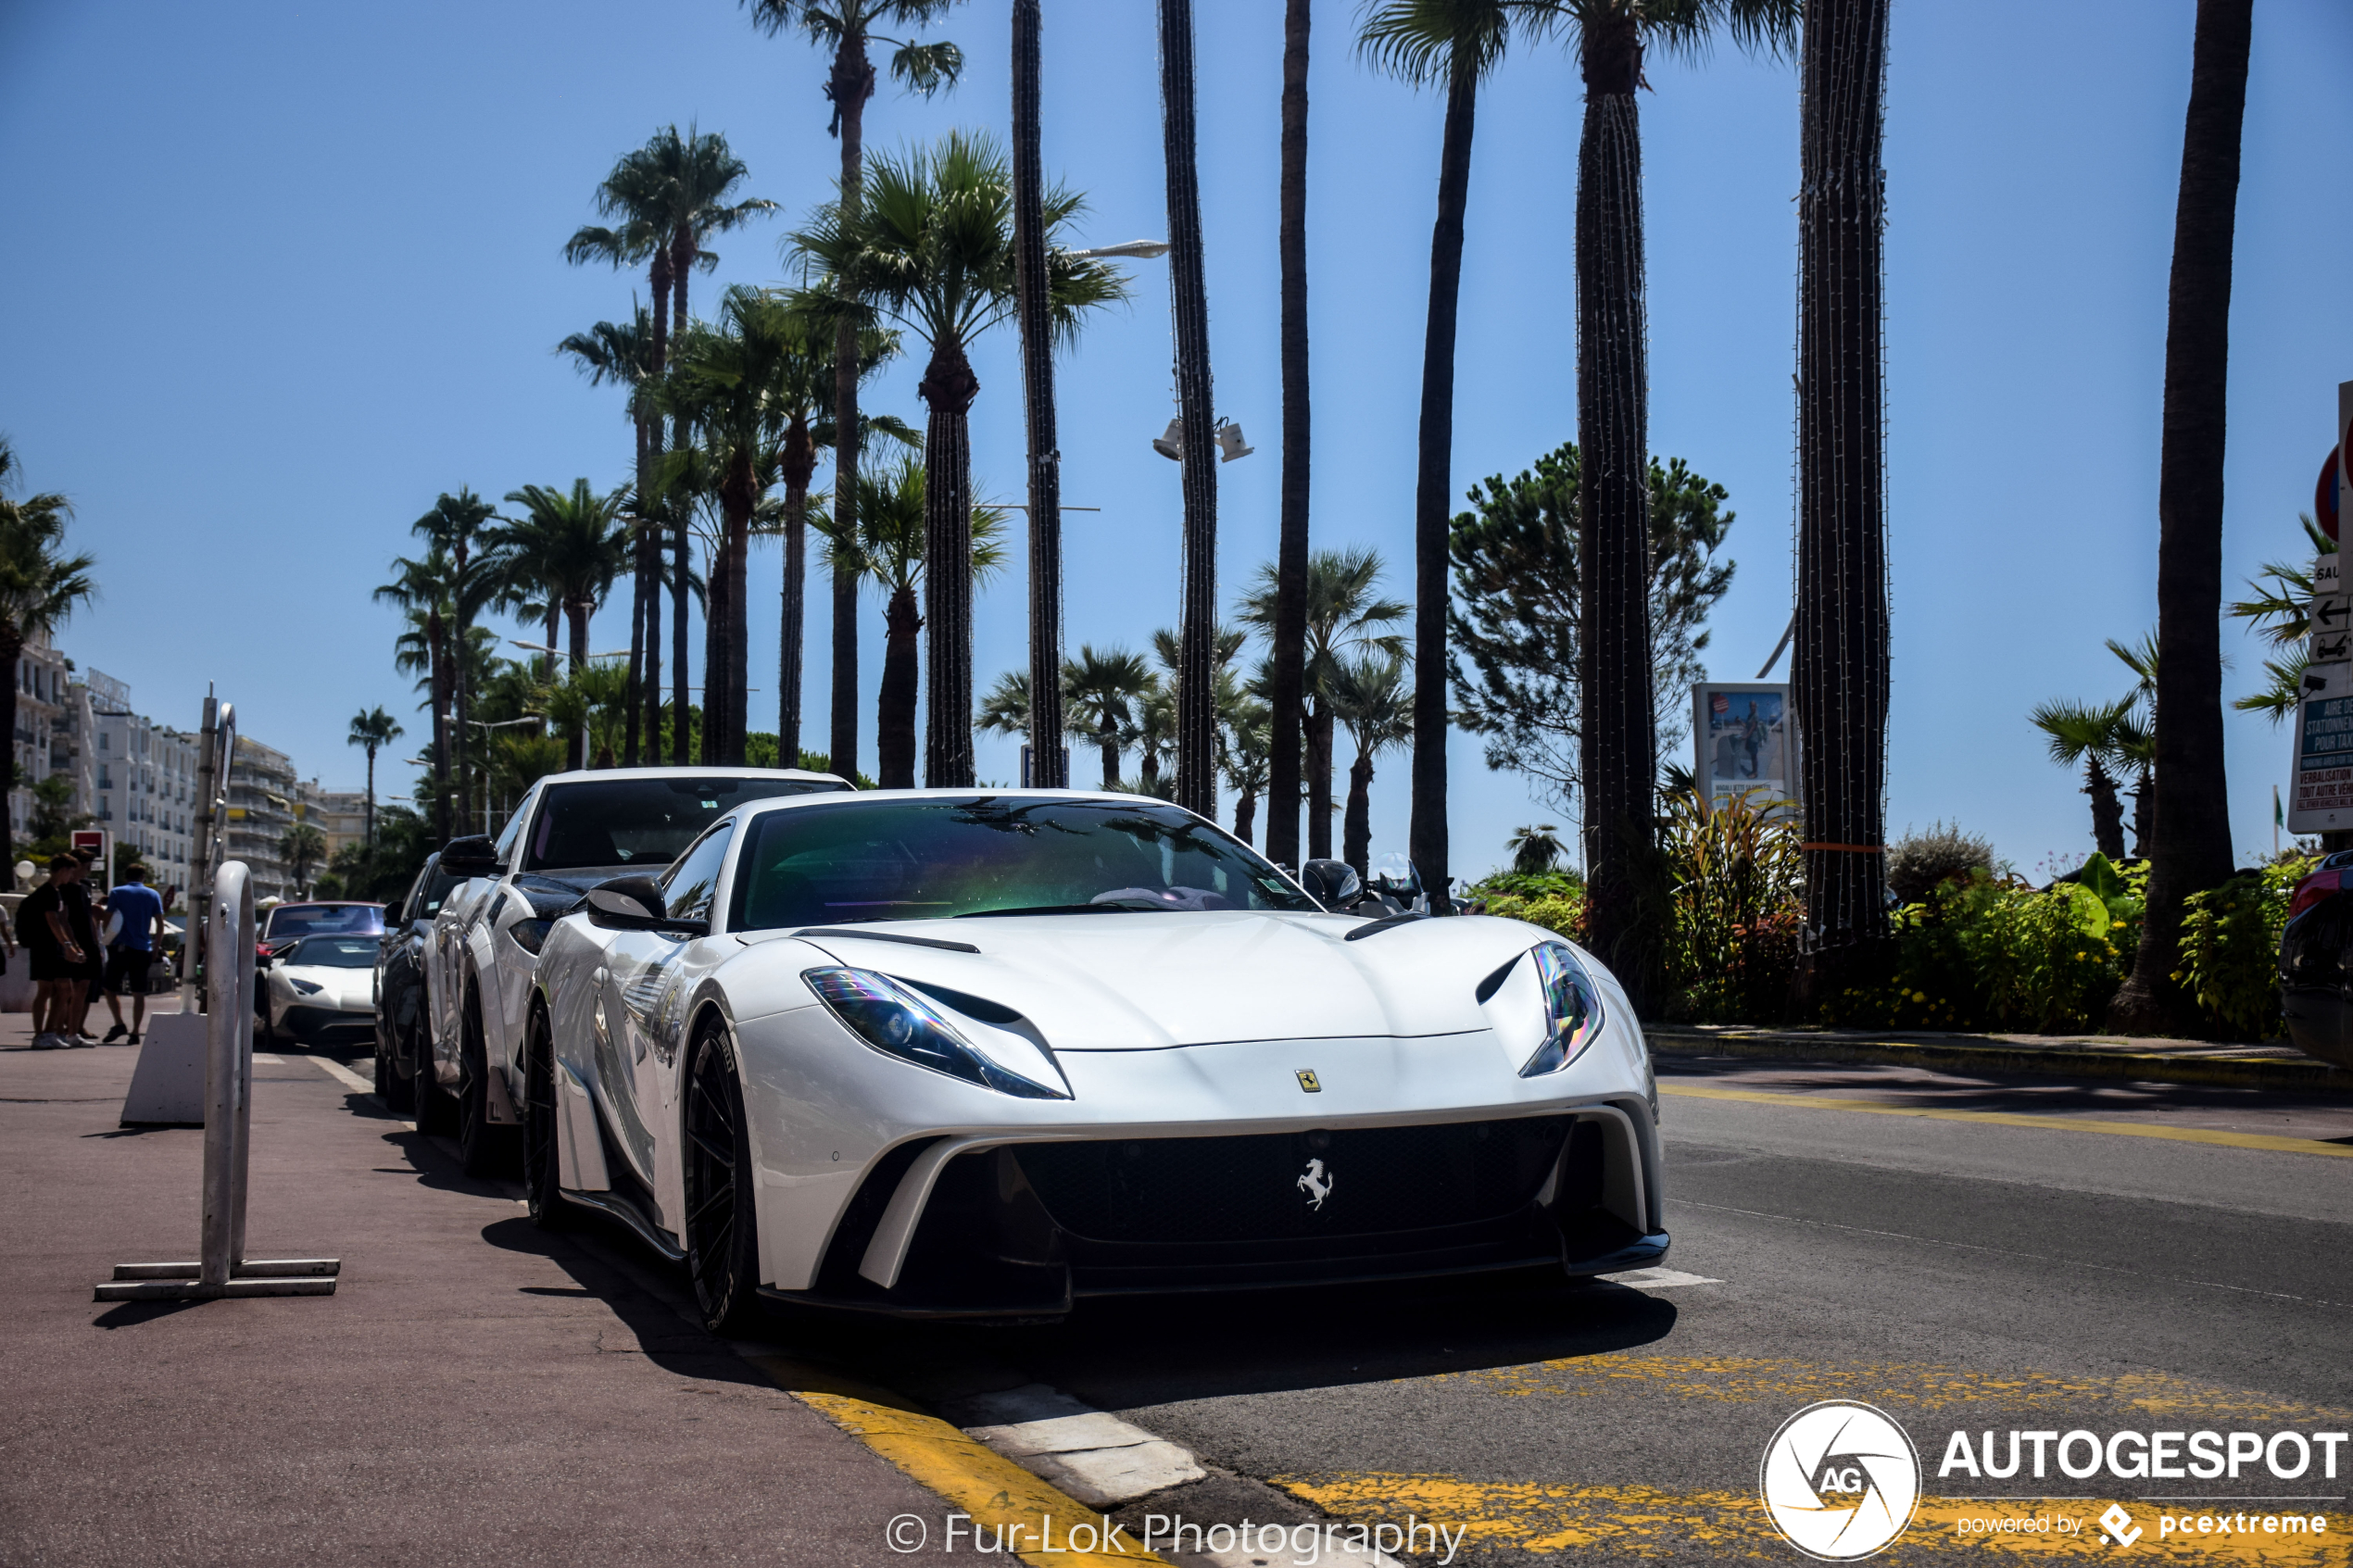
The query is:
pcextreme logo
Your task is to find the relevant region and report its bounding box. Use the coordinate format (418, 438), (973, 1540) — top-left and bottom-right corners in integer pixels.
(1760, 1400), (1923, 1561)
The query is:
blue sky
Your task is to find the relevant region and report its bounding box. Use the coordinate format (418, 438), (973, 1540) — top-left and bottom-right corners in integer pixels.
(3, 0), (2347, 876)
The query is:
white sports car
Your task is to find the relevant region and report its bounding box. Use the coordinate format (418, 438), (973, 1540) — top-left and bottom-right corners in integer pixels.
(522, 790), (1667, 1333)
(261, 933), (383, 1048)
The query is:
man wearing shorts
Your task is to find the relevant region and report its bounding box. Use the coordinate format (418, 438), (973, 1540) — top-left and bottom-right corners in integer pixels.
(21, 855), (92, 1049)
(101, 863), (164, 1044)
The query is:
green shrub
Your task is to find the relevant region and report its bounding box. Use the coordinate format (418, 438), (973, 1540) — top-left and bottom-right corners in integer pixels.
(2174, 856), (2311, 1041)
(1660, 788), (1805, 1023)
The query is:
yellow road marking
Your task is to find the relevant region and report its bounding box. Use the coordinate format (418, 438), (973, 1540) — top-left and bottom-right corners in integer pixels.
(1278, 1474), (2347, 1562)
(1660, 1083), (2353, 1159)
(740, 1353), (1167, 1567)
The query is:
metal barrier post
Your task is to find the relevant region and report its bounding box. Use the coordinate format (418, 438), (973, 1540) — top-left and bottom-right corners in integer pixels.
(96, 859), (339, 1302)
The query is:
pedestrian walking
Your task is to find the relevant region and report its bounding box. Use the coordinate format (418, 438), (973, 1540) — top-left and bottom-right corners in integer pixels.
(65, 849), (105, 1042)
(99, 863), (164, 1044)
(21, 855), (92, 1049)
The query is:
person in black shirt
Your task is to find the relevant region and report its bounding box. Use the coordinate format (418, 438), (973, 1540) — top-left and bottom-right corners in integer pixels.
(22, 855), (92, 1049)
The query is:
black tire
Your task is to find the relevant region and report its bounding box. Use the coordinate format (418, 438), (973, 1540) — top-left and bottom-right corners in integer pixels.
(372, 1039), (391, 1098)
(379, 1027), (415, 1113)
(522, 1007), (569, 1231)
(455, 989), (512, 1177)
(682, 1022), (763, 1336)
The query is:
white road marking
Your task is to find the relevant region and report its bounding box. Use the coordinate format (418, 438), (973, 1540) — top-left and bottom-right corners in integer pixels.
(308, 1055), (373, 1095)
(951, 1383), (1206, 1507)
(1597, 1265), (1722, 1289)
(251, 1053), (286, 1065)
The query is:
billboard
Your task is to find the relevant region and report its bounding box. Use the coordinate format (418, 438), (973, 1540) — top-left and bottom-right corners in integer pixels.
(1692, 683), (1798, 820)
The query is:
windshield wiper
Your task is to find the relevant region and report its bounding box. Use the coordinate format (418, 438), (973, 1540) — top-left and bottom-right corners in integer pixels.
(953, 903), (1144, 918)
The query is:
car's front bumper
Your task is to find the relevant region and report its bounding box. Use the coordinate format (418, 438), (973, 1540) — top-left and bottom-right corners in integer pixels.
(726, 1006), (1665, 1318)
(278, 1003), (378, 1047)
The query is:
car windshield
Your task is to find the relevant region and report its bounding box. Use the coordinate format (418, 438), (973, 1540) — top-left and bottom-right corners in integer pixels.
(288, 936), (378, 969)
(265, 904), (384, 940)
(730, 797), (1318, 930)
(524, 776), (846, 872)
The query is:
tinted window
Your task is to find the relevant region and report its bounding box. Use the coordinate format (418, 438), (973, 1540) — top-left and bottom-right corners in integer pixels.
(657, 825), (734, 925)
(730, 797), (1316, 931)
(414, 866), (461, 921)
(523, 777), (842, 872)
(266, 904), (385, 940)
(290, 936), (379, 969)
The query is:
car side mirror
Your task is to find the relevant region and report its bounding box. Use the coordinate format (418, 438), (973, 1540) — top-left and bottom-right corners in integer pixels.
(582, 875), (707, 937)
(1299, 859), (1363, 911)
(441, 834), (505, 876)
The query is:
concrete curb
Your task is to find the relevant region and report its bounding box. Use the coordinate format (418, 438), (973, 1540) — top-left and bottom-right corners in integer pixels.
(1646, 1027), (2353, 1095)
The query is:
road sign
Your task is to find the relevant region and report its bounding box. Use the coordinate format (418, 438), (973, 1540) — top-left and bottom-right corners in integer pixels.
(2312, 627), (2353, 665)
(2313, 589), (2350, 629)
(69, 828), (110, 872)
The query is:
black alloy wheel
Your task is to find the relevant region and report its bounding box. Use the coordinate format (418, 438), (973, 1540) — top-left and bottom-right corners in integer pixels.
(455, 991), (511, 1177)
(682, 1022), (762, 1336)
(522, 1007), (569, 1231)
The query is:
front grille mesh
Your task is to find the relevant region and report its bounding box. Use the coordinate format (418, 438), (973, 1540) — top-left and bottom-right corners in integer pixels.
(1014, 1118), (1569, 1244)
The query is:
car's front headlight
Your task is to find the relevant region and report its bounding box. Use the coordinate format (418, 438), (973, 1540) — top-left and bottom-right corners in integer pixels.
(802, 966), (1068, 1099)
(1519, 942), (1604, 1077)
(289, 978), (323, 996)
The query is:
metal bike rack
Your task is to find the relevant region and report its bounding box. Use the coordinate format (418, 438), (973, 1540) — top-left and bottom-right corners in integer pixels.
(94, 859), (341, 1301)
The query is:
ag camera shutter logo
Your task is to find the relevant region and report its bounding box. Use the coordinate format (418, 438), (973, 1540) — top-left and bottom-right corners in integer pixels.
(1759, 1400), (1922, 1560)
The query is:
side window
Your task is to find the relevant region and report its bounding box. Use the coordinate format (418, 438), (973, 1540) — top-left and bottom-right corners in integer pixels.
(493, 789), (535, 867)
(657, 825), (734, 927)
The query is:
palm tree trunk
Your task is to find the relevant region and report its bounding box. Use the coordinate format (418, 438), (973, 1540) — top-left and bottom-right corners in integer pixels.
(703, 539), (729, 766)
(1099, 720), (1120, 789)
(1410, 50), (1478, 912)
(878, 584), (923, 789)
(1307, 700), (1336, 860)
(452, 542), (472, 831)
(2084, 755), (2126, 860)
(1013, 0), (1068, 791)
(672, 229), (695, 768)
(625, 413), (648, 768)
(1575, 15), (1659, 1010)
(642, 522), (664, 768)
(780, 410), (815, 764)
(920, 332), (979, 788)
(1793, 0), (1894, 1004)
(1267, 0), (1313, 872)
(0, 626), (21, 870)
(2110, 0), (2251, 1035)
(428, 608), (449, 845)
(1234, 784), (1259, 847)
(727, 503), (751, 766)
(829, 27), (876, 783)
(1344, 746), (1374, 880)
(2133, 769), (2155, 858)
(1159, 0), (1218, 817)
(568, 601), (593, 770)
(363, 745), (376, 846)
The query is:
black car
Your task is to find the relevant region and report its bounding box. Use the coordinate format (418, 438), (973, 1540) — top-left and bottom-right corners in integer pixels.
(373, 853), (462, 1112)
(2277, 848), (2353, 1069)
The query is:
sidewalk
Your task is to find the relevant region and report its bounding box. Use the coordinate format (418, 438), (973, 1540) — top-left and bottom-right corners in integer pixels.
(0, 1015), (945, 1567)
(1649, 1021), (2353, 1093)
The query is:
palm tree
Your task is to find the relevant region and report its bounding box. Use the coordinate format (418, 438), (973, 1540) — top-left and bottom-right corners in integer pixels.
(1564, 0), (1795, 999)
(1359, 0), (1528, 912)
(1793, 0), (1890, 997)
(497, 482), (631, 766)
(1329, 651), (1414, 880)
(1267, 0), (1316, 872)
(0, 442), (95, 872)
(813, 457), (1005, 785)
(280, 822), (327, 899)
(598, 126), (777, 765)
(556, 307), (662, 765)
(791, 131), (1125, 787)
(1506, 822), (1567, 875)
(2110, 0), (2252, 1035)
(1222, 696), (1273, 846)
(2030, 696), (2137, 860)
(745, 0), (965, 784)
(1238, 547), (1408, 862)
(406, 492), (498, 832)
(1158, 0), (1221, 816)
(376, 550), (457, 843)
(1011, 0), (1072, 794)
(346, 707), (404, 846)
(2107, 630), (2160, 852)
(1062, 646), (1156, 790)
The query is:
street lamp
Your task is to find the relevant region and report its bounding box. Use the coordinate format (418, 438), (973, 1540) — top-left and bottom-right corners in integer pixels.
(1066, 239), (1171, 260)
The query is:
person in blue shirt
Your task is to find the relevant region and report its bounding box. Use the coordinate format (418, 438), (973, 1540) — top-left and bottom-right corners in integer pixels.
(100, 863), (166, 1044)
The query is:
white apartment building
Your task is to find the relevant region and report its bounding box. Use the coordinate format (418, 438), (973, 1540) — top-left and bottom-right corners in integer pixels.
(88, 668), (200, 890)
(7, 629), (78, 854)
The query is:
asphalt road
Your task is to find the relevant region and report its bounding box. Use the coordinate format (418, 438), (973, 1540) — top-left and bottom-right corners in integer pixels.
(736, 1056), (2353, 1564)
